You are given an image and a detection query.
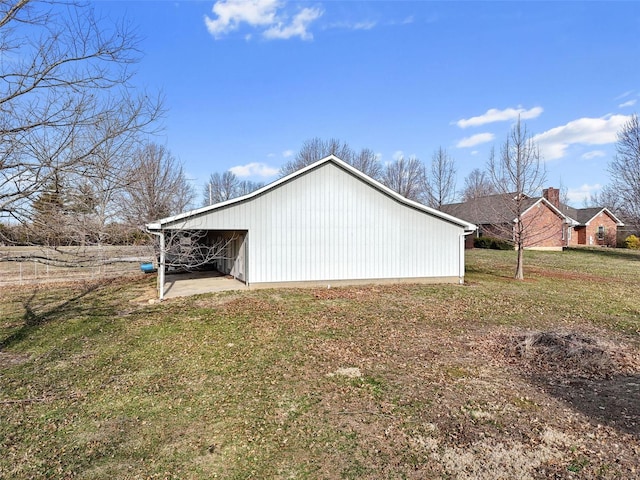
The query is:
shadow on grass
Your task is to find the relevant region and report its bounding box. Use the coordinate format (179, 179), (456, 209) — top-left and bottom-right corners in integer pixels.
(0, 280), (113, 351)
(566, 247), (640, 262)
(531, 374), (640, 438)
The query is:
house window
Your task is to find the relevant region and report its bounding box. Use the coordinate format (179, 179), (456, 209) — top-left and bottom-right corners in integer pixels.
(597, 225), (605, 240)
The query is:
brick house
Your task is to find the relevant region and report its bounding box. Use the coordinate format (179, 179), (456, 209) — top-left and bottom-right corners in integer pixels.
(443, 187), (624, 249)
(544, 188), (623, 247)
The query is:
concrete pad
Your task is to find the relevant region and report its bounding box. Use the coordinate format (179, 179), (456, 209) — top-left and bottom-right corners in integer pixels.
(163, 270), (247, 299)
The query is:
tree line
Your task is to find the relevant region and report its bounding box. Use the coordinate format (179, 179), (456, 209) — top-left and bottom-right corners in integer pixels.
(203, 138), (466, 210)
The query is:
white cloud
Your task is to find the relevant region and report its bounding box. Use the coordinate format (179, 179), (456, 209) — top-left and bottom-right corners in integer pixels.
(263, 7), (323, 40)
(392, 150), (404, 161)
(282, 149), (294, 158)
(205, 0), (278, 37)
(533, 114), (631, 160)
(229, 162), (279, 178)
(581, 150), (606, 160)
(327, 20), (377, 30)
(619, 99), (637, 108)
(353, 21), (376, 30)
(204, 0), (322, 40)
(456, 106), (543, 128)
(456, 132), (495, 148)
(567, 183), (602, 205)
(615, 90), (634, 100)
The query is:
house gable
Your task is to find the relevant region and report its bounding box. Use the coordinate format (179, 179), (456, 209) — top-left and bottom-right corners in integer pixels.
(519, 199), (567, 249)
(579, 207), (624, 227)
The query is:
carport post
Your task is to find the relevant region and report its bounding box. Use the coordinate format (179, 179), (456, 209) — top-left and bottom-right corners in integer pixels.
(158, 230), (165, 300)
(146, 228), (166, 300)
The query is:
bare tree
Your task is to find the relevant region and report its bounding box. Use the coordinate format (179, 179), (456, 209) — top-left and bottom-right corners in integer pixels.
(280, 138), (351, 176)
(381, 155), (427, 203)
(608, 114), (640, 228)
(0, 0), (161, 238)
(461, 168), (495, 201)
(236, 179), (264, 197)
(63, 112), (140, 247)
(587, 184), (624, 213)
(204, 171), (239, 205)
(351, 148), (382, 181)
(425, 147), (456, 209)
(280, 137), (382, 180)
(557, 179), (570, 207)
(487, 119), (546, 280)
(121, 143), (194, 226)
(203, 171), (263, 206)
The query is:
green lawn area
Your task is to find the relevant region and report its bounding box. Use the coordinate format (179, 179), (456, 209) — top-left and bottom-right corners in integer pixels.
(1, 248), (639, 479)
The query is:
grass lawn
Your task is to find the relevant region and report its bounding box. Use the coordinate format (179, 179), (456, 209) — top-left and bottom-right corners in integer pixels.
(1, 248), (639, 479)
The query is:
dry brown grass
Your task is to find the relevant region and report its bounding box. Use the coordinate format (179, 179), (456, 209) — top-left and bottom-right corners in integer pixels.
(1, 248), (639, 479)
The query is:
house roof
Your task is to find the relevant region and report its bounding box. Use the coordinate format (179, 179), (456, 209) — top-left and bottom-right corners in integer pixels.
(443, 193), (624, 227)
(147, 155), (477, 232)
(556, 204), (624, 226)
(441, 193), (561, 225)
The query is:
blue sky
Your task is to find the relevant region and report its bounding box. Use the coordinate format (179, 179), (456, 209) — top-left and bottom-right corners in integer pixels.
(98, 1), (640, 206)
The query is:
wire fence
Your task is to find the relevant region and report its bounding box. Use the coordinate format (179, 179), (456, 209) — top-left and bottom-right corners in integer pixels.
(0, 246), (155, 286)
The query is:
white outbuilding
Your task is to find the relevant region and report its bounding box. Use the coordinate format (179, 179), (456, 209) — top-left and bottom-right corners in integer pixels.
(146, 155), (476, 299)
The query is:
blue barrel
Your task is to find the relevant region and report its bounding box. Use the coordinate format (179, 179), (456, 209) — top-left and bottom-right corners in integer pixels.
(140, 262), (156, 273)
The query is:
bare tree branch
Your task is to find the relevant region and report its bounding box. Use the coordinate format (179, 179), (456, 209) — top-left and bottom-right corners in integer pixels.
(608, 114), (640, 229)
(280, 137), (382, 180)
(121, 143), (194, 226)
(425, 147), (456, 209)
(461, 168), (495, 202)
(382, 155), (427, 203)
(0, 0), (162, 237)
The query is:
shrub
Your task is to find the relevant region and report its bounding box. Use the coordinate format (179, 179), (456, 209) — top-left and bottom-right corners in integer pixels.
(474, 236), (513, 250)
(624, 234), (640, 250)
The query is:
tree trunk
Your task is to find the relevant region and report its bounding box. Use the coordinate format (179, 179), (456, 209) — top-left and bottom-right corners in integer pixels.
(515, 246), (524, 280)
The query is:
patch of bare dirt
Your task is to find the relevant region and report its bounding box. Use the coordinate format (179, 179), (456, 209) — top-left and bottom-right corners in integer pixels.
(0, 351), (30, 369)
(526, 266), (612, 282)
(487, 329), (640, 438)
(507, 331), (640, 379)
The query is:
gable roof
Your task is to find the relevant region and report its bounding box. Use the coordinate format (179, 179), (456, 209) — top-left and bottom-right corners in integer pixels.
(444, 191), (625, 229)
(556, 204), (624, 226)
(442, 193), (564, 225)
(147, 155), (476, 232)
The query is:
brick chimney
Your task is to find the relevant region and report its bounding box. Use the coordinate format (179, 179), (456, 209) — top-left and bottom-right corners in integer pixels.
(543, 187), (560, 208)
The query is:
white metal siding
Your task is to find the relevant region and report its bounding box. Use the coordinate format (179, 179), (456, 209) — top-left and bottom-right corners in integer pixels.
(163, 163), (464, 284)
